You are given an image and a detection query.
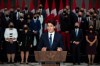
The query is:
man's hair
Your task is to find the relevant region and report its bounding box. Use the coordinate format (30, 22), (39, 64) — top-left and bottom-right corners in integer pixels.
(48, 20), (56, 26)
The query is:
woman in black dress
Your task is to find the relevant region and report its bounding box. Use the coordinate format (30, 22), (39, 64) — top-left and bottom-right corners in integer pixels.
(86, 25), (97, 65)
(19, 24), (32, 64)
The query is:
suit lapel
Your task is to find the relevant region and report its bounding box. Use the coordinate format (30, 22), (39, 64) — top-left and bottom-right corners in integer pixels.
(46, 33), (51, 48)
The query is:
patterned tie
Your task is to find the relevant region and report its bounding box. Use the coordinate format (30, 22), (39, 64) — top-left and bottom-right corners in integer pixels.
(49, 34), (52, 47)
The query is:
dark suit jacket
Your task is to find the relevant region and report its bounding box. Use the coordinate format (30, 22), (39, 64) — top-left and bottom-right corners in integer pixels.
(29, 19), (41, 33)
(23, 11), (33, 20)
(60, 13), (71, 32)
(76, 17), (87, 30)
(38, 32), (64, 51)
(70, 12), (78, 30)
(0, 27), (3, 49)
(71, 29), (83, 44)
(1, 16), (10, 29)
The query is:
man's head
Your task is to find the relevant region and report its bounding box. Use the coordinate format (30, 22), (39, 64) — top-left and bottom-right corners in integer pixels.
(39, 4), (43, 9)
(75, 22), (80, 28)
(17, 7), (20, 12)
(10, 8), (14, 13)
(78, 11), (83, 17)
(86, 12), (90, 17)
(75, 7), (80, 13)
(47, 20), (56, 33)
(80, 8), (84, 13)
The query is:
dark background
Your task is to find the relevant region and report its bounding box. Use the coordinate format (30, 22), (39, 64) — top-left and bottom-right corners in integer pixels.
(1, 0), (100, 11)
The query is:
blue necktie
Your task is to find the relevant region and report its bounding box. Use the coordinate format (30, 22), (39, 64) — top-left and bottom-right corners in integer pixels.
(49, 34), (52, 47)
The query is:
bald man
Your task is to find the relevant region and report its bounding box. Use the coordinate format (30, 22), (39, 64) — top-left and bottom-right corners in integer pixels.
(71, 22), (83, 65)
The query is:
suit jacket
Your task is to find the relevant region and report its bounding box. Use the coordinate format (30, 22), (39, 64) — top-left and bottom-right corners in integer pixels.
(23, 11), (33, 20)
(38, 32), (64, 51)
(0, 27), (3, 48)
(76, 17), (87, 30)
(29, 19), (41, 33)
(70, 12), (78, 30)
(2, 16), (10, 28)
(60, 13), (71, 32)
(71, 29), (83, 44)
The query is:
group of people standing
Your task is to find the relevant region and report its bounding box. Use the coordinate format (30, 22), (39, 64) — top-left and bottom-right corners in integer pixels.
(0, 4), (100, 65)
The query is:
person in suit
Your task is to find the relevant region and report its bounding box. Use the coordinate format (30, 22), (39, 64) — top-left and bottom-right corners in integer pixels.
(36, 11), (44, 37)
(19, 24), (32, 64)
(38, 20), (64, 51)
(76, 11), (87, 31)
(9, 8), (15, 22)
(85, 12), (91, 31)
(23, 6), (33, 21)
(14, 8), (21, 21)
(71, 22), (83, 65)
(29, 14), (41, 50)
(2, 12), (10, 29)
(14, 7), (21, 28)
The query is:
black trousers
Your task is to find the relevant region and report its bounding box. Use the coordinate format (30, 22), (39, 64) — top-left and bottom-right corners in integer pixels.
(0, 49), (3, 62)
(32, 33), (40, 50)
(71, 44), (81, 64)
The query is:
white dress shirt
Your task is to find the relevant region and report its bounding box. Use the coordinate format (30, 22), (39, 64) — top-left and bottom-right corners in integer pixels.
(16, 12), (20, 20)
(75, 28), (79, 36)
(48, 32), (55, 44)
(4, 28), (18, 41)
(78, 17), (82, 22)
(39, 15), (43, 37)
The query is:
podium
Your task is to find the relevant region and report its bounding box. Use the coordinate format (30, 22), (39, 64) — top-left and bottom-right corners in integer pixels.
(34, 51), (67, 66)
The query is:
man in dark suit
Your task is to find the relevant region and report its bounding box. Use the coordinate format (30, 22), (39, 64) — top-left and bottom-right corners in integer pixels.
(14, 7), (21, 28)
(71, 22), (83, 65)
(38, 20), (64, 51)
(76, 11), (87, 30)
(29, 14), (41, 50)
(22, 7), (33, 21)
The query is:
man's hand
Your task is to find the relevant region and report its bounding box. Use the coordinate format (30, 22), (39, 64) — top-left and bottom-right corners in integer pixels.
(75, 41), (80, 45)
(41, 47), (47, 51)
(73, 41), (80, 45)
(57, 47), (63, 51)
(30, 45), (32, 48)
(33, 30), (37, 34)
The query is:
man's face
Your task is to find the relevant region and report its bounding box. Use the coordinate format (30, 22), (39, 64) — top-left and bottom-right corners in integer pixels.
(75, 23), (80, 28)
(47, 23), (55, 33)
